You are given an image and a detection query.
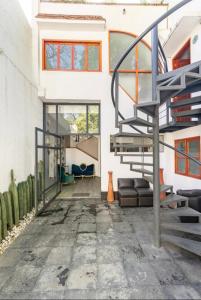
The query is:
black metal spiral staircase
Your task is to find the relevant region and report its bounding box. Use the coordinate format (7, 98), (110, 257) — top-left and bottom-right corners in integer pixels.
(111, 0), (201, 256)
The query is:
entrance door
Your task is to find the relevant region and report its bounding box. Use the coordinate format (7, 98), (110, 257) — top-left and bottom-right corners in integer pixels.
(172, 40), (191, 122)
(35, 127), (62, 215)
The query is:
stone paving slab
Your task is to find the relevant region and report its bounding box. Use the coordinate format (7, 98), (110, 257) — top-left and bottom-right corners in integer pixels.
(0, 197), (201, 299)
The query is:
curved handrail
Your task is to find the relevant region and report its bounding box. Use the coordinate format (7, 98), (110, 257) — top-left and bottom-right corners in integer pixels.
(111, 0), (192, 108)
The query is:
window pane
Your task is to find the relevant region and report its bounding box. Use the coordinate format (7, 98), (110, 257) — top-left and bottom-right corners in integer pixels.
(60, 45), (72, 69)
(138, 42), (152, 70)
(58, 105), (87, 134)
(74, 45), (86, 70)
(119, 73), (136, 99)
(188, 139), (200, 157)
(138, 73), (152, 103)
(189, 160), (201, 176)
(88, 46), (99, 71)
(45, 105), (57, 133)
(177, 158), (186, 173)
(88, 105), (99, 134)
(46, 44), (58, 69)
(176, 141), (186, 157)
(110, 32), (136, 71)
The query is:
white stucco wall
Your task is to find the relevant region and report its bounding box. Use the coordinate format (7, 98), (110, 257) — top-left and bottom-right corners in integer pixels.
(0, 0), (43, 191)
(35, 2), (168, 191)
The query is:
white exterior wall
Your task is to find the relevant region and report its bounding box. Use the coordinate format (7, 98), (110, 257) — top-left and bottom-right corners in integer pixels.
(0, 0), (43, 191)
(35, 2), (168, 191)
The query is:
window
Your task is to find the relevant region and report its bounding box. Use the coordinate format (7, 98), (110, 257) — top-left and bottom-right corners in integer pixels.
(109, 31), (152, 103)
(45, 104), (100, 135)
(43, 41), (102, 71)
(175, 137), (201, 179)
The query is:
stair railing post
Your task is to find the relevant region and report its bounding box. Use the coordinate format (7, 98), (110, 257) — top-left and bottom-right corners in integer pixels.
(152, 25), (161, 248)
(115, 72), (119, 128)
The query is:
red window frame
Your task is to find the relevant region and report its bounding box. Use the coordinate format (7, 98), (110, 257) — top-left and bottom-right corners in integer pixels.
(43, 40), (102, 72)
(175, 136), (201, 179)
(108, 30), (152, 103)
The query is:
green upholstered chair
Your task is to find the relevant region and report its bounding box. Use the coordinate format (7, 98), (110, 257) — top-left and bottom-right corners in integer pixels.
(59, 165), (75, 184)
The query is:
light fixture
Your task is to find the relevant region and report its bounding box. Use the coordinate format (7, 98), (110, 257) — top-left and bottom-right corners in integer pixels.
(123, 8), (126, 15)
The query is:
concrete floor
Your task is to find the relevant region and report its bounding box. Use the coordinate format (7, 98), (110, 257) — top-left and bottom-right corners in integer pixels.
(0, 198), (201, 299)
(59, 177), (101, 199)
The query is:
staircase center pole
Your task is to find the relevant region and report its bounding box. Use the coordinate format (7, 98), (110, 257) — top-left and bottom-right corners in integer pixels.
(152, 26), (161, 248)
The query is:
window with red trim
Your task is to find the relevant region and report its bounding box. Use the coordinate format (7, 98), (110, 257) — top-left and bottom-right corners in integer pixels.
(109, 31), (152, 103)
(175, 137), (201, 179)
(43, 41), (102, 72)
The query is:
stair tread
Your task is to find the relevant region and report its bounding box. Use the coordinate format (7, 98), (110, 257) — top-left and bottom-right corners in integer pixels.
(170, 95), (201, 109)
(161, 207), (201, 217)
(114, 132), (153, 138)
(173, 108), (201, 118)
(157, 61), (201, 82)
(143, 175), (153, 183)
(159, 122), (199, 133)
(131, 167), (153, 175)
(119, 117), (153, 127)
(161, 234), (201, 256)
(161, 194), (188, 206)
(115, 153), (153, 157)
(162, 223), (201, 236)
(160, 185), (173, 192)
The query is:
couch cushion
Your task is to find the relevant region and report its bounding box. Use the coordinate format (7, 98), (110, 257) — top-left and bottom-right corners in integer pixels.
(118, 178), (134, 189)
(134, 178), (150, 189)
(136, 188), (153, 197)
(119, 188), (137, 198)
(177, 189), (201, 197)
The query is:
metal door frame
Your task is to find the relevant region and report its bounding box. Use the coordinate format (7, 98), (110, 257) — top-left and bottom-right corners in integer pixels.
(35, 127), (62, 215)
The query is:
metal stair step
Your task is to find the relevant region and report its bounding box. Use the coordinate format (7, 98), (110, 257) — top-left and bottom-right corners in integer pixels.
(115, 153), (153, 157)
(160, 207), (201, 219)
(159, 121), (199, 133)
(160, 185), (173, 193)
(170, 95), (201, 109)
(161, 234), (201, 257)
(136, 101), (159, 116)
(161, 223), (201, 236)
(172, 108), (201, 118)
(160, 194), (188, 206)
(157, 61), (201, 82)
(119, 117), (153, 127)
(114, 143), (153, 148)
(130, 167), (153, 175)
(143, 175), (153, 183)
(113, 132), (153, 138)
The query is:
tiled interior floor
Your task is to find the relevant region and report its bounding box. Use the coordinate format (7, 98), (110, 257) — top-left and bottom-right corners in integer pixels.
(59, 177), (101, 199)
(0, 198), (201, 300)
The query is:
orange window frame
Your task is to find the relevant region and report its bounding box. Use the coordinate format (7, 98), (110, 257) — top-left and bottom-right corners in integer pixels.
(175, 136), (201, 179)
(43, 40), (102, 72)
(108, 30), (152, 103)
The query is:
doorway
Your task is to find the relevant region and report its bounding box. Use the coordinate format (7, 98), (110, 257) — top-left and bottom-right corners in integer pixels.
(172, 39), (191, 122)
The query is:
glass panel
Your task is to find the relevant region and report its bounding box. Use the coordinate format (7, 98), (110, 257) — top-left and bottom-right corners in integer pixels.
(138, 42), (152, 70)
(119, 73), (136, 99)
(46, 44), (58, 69)
(188, 139), (200, 157)
(88, 45), (99, 71)
(60, 45), (72, 69)
(58, 105), (87, 134)
(88, 105), (99, 134)
(176, 141), (186, 157)
(110, 32), (136, 71)
(189, 160), (201, 176)
(178, 158), (186, 173)
(74, 45), (86, 70)
(138, 73), (152, 103)
(45, 105), (57, 134)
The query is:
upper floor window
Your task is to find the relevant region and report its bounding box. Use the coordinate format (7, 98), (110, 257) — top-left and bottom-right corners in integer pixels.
(43, 40), (102, 72)
(175, 136), (201, 179)
(109, 31), (152, 103)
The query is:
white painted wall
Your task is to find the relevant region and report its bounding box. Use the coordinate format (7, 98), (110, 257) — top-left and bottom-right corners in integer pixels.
(66, 148), (100, 176)
(0, 0), (43, 191)
(34, 2), (168, 191)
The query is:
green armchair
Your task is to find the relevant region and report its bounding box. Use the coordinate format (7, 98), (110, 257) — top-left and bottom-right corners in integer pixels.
(58, 165), (75, 184)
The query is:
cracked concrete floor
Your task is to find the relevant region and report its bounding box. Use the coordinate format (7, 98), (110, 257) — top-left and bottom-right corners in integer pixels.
(0, 198), (201, 299)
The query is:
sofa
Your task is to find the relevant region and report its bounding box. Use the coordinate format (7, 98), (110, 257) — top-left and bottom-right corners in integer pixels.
(117, 178), (153, 207)
(72, 163), (95, 178)
(177, 189), (201, 212)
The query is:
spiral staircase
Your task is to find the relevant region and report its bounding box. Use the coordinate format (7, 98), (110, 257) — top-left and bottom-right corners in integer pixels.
(111, 0), (201, 256)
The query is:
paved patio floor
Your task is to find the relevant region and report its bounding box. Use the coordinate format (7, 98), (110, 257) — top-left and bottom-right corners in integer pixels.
(0, 198), (201, 299)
